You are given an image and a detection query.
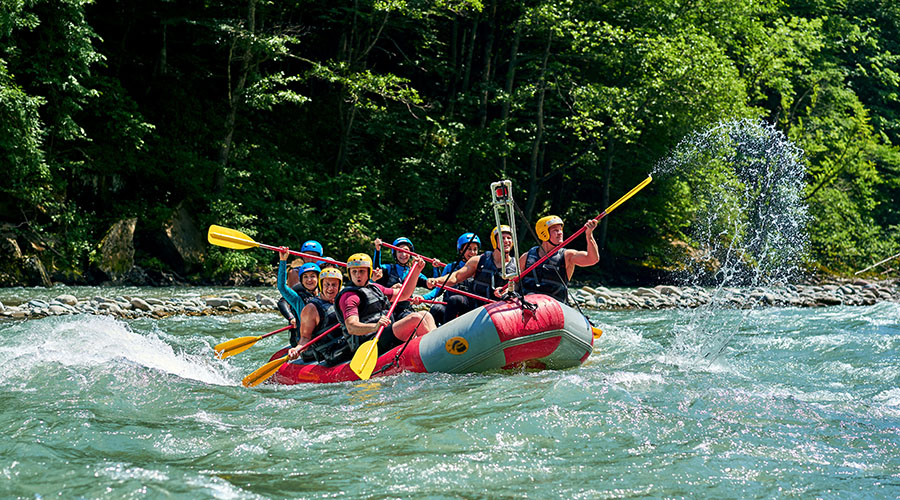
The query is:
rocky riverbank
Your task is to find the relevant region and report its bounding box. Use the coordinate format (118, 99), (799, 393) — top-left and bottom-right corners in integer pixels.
(570, 280), (900, 309)
(1, 280), (897, 321)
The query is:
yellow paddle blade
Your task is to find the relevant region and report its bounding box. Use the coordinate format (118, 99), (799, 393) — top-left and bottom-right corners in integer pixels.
(605, 175), (652, 215)
(242, 355), (289, 387)
(207, 225), (260, 250)
(592, 327), (603, 339)
(214, 335), (262, 359)
(349, 339), (379, 381)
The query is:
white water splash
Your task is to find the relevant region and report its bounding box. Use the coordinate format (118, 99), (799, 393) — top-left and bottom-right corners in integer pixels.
(0, 315), (235, 386)
(653, 119), (810, 365)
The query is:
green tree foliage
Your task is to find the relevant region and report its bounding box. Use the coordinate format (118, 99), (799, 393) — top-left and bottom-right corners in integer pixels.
(1, 0), (898, 282)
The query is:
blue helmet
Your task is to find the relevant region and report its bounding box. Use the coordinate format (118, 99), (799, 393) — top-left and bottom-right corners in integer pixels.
(300, 240), (323, 256)
(391, 237), (415, 260)
(456, 232), (481, 252)
(296, 262), (321, 277)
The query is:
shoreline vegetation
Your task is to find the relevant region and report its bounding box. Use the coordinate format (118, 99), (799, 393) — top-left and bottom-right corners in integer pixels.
(2, 281), (897, 322)
(2, 1), (899, 293)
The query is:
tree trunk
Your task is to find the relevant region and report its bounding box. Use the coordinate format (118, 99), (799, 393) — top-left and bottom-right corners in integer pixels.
(216, 0), (258, 192)
(598, 136), (614, 251)
(478, 0), (497, 130)
(499, 20), (521, 175)
(524, 32), (552, 222)
(461, 14), (478, 94)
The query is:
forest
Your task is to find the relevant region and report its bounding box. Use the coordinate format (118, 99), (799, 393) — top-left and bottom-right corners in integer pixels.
(1, 0), (898, 286)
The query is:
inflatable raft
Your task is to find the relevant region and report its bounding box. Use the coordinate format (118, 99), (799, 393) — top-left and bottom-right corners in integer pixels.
(267, 293), (594, 384)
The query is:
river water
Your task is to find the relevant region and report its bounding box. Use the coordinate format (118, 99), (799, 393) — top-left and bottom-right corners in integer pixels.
(1, 286), (898, 498)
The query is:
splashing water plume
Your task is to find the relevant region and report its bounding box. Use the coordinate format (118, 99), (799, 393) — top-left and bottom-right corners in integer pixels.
(653, 119), (810, 363)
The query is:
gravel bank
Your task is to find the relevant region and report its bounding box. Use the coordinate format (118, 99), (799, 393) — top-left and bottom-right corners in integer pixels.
(1, 280), (897, 320)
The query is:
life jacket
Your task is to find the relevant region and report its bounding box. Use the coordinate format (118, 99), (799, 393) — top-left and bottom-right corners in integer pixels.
(521, 246), (569, 302)
(334, 284), (392, 351)
(470, 251), (517, 299)
(299, 297), (350, 366)
(285, 284), (317, 347)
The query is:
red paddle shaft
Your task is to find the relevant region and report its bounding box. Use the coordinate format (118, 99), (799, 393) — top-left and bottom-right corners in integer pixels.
(293, 323), (341, 354)
(266, 244), (346, 267)
(262, 324), (293, 339)
(369, 262), (420, 346)
(379, 241), (443, 267)
(433, 284), (495, 303)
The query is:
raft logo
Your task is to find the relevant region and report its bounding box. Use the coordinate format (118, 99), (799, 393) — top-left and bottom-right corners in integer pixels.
(445, 337), (469, 355)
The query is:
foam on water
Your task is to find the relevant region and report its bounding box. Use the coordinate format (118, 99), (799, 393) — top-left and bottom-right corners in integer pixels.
(0, 315), (236, 387)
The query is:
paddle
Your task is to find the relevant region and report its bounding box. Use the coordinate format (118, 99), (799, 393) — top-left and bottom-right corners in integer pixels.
(215, 324), (292, 359)
(379, 241), (443, 267)
(502, 175), (652, 294)
(431, 283), (495, 303)
(207, 225), (347, 268)
(241, 324), (341, 387)
(349, 259), (422, 381)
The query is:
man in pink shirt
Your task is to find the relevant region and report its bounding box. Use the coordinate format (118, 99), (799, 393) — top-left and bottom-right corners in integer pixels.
(334, 253), (436, 354)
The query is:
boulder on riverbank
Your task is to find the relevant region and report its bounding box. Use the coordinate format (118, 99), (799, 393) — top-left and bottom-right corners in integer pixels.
(1, 280), (897, 322)
(96, 218), (137, 282)
(569, 281), (900, 310)
(0, 230), (53, 287)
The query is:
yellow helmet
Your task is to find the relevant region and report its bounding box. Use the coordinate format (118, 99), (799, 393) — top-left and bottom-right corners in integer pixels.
(346, 253), (373, 277)
(318, 267), (343, 291)
(490, 225), (512, 250)
(535, 215), (563, 242)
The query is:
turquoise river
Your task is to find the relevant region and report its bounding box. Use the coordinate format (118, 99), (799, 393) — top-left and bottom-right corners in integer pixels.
(1, 286), (898, 499)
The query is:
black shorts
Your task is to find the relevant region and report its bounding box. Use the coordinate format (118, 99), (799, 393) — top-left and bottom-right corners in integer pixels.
(376, 325), (405, 352)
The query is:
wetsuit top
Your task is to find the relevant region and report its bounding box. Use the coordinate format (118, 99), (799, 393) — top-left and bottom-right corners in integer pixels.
(334, 283), (394, 351)
(521, 245), (569, 302)
(470, 251), (518, 299)
(277, 261), (317, 346)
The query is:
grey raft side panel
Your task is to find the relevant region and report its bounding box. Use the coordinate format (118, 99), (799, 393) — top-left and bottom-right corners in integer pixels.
(542, 303), (594, 369)
(416, 307), (506, 374)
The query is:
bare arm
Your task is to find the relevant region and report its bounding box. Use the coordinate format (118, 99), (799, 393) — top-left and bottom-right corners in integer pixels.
(396, 258), (426, 301)
(297, 303), (320, 345)
(566, 220), (600, 278)
(436, 254), (480, 288)
(345, 314), (388, 337)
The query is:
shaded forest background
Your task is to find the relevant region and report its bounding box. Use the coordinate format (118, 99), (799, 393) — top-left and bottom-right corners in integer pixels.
(1, 0), (899, 286)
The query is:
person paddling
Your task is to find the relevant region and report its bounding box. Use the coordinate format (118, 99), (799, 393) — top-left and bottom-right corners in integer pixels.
(427, 226), (516, 320)
(519, 215), (599, 303)
(372, 237), (438, 319)
(335, 253), (436, 355)
(276, 239), (325, 341)
(277, 252), (321, 346)
(420, 232), (481, 325)
(286, 267), (349, 365)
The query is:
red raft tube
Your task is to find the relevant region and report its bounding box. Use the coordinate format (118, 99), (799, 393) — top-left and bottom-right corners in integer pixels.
(267, 294), (594, 384)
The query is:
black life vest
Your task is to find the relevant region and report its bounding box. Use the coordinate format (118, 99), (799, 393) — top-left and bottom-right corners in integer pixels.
(471, 251), (518, 299)
(521, 246), (570, 302)
(299, 297), (350, 366)
(334, 284), (392, 351)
